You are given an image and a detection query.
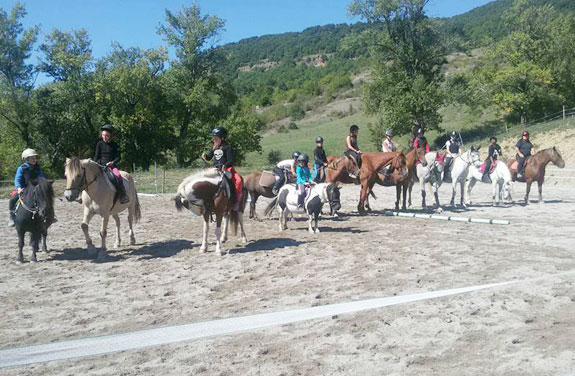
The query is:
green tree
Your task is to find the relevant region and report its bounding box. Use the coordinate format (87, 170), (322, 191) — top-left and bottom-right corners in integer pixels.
(347, 0), (445, 139)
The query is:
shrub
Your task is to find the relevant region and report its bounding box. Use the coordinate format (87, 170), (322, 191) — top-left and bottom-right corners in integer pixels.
(287, 102), (305, 120)
(277, 125), (289, 133)
(288, 122), (299, 130)
(267, 150), (282, 165)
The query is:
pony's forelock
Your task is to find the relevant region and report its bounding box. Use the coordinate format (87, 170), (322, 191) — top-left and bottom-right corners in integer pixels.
(65, 157), (83, 179)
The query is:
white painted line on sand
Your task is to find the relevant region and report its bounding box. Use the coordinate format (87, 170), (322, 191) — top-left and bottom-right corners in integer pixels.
(1, 271), (574, 368)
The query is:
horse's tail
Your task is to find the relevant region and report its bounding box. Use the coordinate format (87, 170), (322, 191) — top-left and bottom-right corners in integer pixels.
(264, 196), (279, 217)
(370, 190), (377, 200)
(174, 192), (186, 212)
(133, 188), (142, 224)
(229, 210), (239, 236)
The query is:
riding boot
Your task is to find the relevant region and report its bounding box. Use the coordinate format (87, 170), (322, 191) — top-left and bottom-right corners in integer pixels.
(443, 170), (451, 183)
(8, 211), (15, 227)
(481, 171), (492, 183)
(117, 181), (130, 204)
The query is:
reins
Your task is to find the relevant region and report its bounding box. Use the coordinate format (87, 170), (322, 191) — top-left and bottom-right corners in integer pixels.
(66, 163), (101, 192)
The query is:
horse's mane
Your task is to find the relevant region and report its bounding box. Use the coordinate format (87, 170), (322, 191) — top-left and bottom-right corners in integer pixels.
(65, 157), (83, 178)
(177, 168), (221, 194)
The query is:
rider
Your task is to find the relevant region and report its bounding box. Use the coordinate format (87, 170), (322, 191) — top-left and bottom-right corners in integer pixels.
(313, 137), (328, 183)
(296, 153), (314, 210)
(443, 131), (461, 182)
(381, 129), (395, 153)
(202, 126), (243, 211)
(272, 151), (300, 195)
(344, 125), (362, 168)
(515, 131), (533, 180)
(482, 136), (502, 183)
(413, 128), (430, 153)
(8, 149), (47, 227)
(94, 124), (129, 204)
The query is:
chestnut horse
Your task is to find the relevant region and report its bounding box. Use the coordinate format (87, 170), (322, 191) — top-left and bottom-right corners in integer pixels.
(244, 172), (275, 219)
(506, 147), (565, 204)
(325, 155), (361, 184)
(174, 168), (247, 255)
(358, 152), (408, 213)
(365, 148), (427, 212)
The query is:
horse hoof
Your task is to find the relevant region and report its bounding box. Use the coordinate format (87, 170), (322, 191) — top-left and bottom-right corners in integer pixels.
(114, 242), (121, 248)
(309, 229), (315, 234)
(30, 256), (38, 263)
(241, 237), (248, 244)
(315, 229), (321, 234)
(87, 247), (98, 257)
(42, 247), (49, 253)
(436, 207), (444, 214)
(130, 238), (136, 246)
(221, 237), (228, 244)
(199, 247), (207, 254)
(96, 250), (107, 260)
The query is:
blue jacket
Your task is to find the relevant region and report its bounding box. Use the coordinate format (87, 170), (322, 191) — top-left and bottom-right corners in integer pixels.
(14, 162), (45, 189)
(296, 165), (313, 185)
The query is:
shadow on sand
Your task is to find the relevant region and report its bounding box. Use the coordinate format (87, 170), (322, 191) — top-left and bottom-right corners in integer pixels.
(229, 238), (310, 255)
(130, 239), (192, 260)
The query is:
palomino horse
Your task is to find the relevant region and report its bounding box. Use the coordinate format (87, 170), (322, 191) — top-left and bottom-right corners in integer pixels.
(416, 152), (447, 211)
(64, 158), (141, 260)
(244, 172), (275, 220)
(358, 152), (408, 213)
(467, 161), (513, 206)
(446, 147), (482, 208)
(14, 178), (55, 262)
(174, 168), (247, 255)
(506, 147), (565, 204)
(365, 148), (426, 212)
(264, 183), (341, 233)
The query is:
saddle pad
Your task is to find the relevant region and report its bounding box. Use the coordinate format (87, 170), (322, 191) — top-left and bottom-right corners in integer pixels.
(259, 171), (275, 187)
(479, 160), (497, 174)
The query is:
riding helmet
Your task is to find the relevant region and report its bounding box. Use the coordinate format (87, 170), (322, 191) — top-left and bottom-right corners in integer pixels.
(100, 124), (115, 133)
(21, 148), (39, 160)
(316, 136), (324, 143)
(386, 129), (393, 137)
(523, 131), (530, 137)
(450, 131), (457, 138)
(297, 153), (309, 163)
(417, 128), (424, 135)
(292, 151), (301, 159)
(350, 124), (359, 133)
(212, 126), (228, 138)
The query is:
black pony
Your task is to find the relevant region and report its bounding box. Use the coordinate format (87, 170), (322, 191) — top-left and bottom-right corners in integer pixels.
(14, 177), (55, 262)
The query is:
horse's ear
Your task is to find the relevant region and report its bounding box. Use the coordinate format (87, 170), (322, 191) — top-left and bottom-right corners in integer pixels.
(48, 180), (54, 186)
(476, 145), (481, 151)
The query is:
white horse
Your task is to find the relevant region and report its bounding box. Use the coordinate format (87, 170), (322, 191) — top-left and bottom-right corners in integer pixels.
(64, 158), (141, 260)
(447, 147), (482, 208)
(264, 183), (340, 233)
(416, 151), (446, 212)
(466, 161), (513, 206)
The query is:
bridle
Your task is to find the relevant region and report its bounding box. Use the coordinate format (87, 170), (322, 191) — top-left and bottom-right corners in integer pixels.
(66, 164), (101, 192)
(18, 189), (39, 219)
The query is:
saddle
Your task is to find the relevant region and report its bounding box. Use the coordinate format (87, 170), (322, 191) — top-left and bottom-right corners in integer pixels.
(258, 171), (275, 187)
(509, 156), (532, 172)
(479, 160), (498, 174)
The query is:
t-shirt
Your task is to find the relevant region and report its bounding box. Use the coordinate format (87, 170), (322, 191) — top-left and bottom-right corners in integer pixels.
(515, 140), (532, 157)
(445, 139), (460, 155)
(296, 165), (313, 184)
(94, 140), (120, 166)
(314, 147), (327, 165)
(489, 144), (502, 160)
(276, 159), (294, 172)
(205, 142), (233, 168)
(382, 138), (394, 152)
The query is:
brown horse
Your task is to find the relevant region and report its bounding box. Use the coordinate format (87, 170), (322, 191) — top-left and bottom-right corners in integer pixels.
(506, 147), (565, 204)
(174, 168), (247, 254)
(365, 148), (427, 212)
(325, 155), (361, 184)
(358, 152), (408, 212)
(244, 172), (275, 219)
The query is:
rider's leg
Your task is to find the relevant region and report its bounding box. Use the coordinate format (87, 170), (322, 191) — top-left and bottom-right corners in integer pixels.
(482, 159), (492, 183)
(517, 157), (525, 175)
(297, 184), (305, 209)
(230, 169), (243, 211)
(443, 156), (452, 182)
(272, 167), (284, 195)
(110, 167), (129, 204)
(8, 194), (18, 227)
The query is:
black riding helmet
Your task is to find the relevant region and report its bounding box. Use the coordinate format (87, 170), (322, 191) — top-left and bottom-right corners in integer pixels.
(292, 151), (301, 159)
(212, 126), (228, 139)
(100, 124), (115, 133)
(450, 131), (457, 138)
(350, 124), (359, 133)
(316, 136), (324, 143)
(297, 153), (309, 163)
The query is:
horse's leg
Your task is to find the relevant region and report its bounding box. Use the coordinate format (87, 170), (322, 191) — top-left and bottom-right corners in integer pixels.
(460, 181), (466, 208)
(314, 213), (320, 234)
(525, 181), (532, 205)
(30, 231), (40, 263)
(238, 212), (248, 243)
(450, 181), (456, 207)
(127, 205), (136, 245)
(17, 228), (25, 263)
(395, 184), (400, 211)
(308, 213), (315, 234)
(401, 182), (408, 211)
(492, 180), (498, 206)
(420, 180), (427, 209)
(97, 216), (109, 260)
(537, 179), (544, 204)
(221, 214), (229, 243)
(215, 215), (223, 255)
(407, 181), (413, 208)
(42, 227), (49, 253)
(200, 216), (209, 253)
(249, 192), (258, 220)
(112, 214), (121, 248)
(81, 207), (96, 255)
(466, 178), (476, 205)
(433, 184), (442, 212)
(279, 208), (286, 231)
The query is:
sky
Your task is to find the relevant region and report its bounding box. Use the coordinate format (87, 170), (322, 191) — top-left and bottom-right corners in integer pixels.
(2, 0), (496, 60)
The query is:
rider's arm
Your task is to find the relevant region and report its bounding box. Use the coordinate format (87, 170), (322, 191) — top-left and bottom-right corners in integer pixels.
(346, 136), (358, 152)
(94, 141), (102, 164)
(112, 143), (120, 166)
(515, 145), (523, 158)
(224, 145), (233, 167)
(13, 166), (24, 190)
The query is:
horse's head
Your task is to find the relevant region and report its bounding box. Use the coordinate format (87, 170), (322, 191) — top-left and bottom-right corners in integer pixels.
(173, 193), (190, 212)
(393, 152), (408, 178)
(415, 148), (427, 166)
(64, 157), (85, 202)
(35, 178), (55, 219)
(325, 183), (341, 215)
(551, 147), (565, 169)
(502, 181), (512, 201)
(469, 146), (482, 168)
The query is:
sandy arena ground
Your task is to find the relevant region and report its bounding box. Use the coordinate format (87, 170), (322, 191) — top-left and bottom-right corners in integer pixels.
(1, 180), (574, 375)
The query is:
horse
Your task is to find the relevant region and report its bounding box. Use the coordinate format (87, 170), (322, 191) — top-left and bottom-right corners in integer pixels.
(244, 172), (275, 220)
(358, 152), (408, 213)
(446, 147), (482, 208)
(174, 168), (248, 255)
(415, 151), (447, 211)
(506, 147), (565, 204)
(64, 158), (141, 260)
(466, 161), (513, 206)
(13, 178), (55, 263)
(263, 183), (341, 233)
(325, 155), (361, 185)
(364, 148), (426, 212)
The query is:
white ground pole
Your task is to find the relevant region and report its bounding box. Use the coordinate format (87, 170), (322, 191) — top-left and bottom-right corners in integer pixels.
(384, 211), (511, 225)
(1, 271), (574, 368)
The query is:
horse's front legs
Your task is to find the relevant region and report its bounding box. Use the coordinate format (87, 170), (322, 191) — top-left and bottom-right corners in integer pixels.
(450, 182), (457, 207)
(433, 185), (443, 213)
(41, 228), (49, 253)
(459, 181), (466, 208)
(81, 208), (96, 256)
(200, 216), (209, 253)
(525, 181), (532, 205)
(17, 228), (25, 263)
(112, 214), (121, 248)
(215, 216), (223, 255)
(308, 214), (315, 234)
(30, 232), (40, 263)
(537, 180), (544, 204)
(420, 181), (427, 210)
(221, 215), (229, 243)
(98, 216), (109, 260)
(466, 178), (477, 205)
